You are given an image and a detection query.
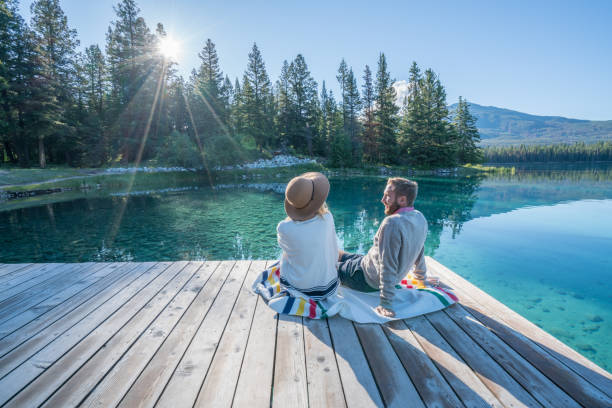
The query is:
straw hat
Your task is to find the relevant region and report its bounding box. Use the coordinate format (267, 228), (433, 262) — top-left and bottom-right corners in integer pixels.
(284, 172), (330, 221)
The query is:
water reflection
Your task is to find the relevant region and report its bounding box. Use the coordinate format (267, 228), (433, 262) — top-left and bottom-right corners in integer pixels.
(329, 175), (483, 257)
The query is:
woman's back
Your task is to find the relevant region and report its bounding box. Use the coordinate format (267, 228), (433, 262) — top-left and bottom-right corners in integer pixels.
(277, 212), (339, 299)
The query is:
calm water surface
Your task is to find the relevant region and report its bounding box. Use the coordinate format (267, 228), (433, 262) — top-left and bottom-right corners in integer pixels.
(1, 163), (611, 370)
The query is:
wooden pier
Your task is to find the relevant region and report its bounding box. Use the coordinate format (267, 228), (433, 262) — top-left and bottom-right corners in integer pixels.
(0, 258), (610, 407)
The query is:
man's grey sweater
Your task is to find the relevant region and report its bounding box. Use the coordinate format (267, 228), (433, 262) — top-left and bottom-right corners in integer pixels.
(360, 209), (428, 309)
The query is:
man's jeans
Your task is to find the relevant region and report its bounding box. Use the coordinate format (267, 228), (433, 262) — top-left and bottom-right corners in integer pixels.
(337, 253), (378, 293)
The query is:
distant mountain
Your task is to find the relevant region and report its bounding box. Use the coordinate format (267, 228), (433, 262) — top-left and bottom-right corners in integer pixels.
(447, 103), (612, 146)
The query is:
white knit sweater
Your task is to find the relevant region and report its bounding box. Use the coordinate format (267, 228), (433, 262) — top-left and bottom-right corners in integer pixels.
(277, 212), (339, 300)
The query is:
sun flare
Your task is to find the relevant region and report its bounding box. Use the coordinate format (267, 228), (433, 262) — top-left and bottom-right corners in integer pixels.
(158, 36), (180, 60)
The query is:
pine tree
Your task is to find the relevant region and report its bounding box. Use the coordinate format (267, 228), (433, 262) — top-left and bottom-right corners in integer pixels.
(287, 54), (318, 154)
(421, 68), (456, 166)
(0, 0), (40, 165)
(314, 80), (329, 156)
(29, 0), (79, 167)
(400, 62), (457, 167)
(399, 61), (425, 162)
(374, 53), (398, 164)
(106, 0), (159, 164)
(190, 38), (233, 165)
(361, 64), (377, 162)
(231, 76), (243, 136)
(453, 96), (482, 163)
(336, 59), (361, 164)
(242, 43), (273, 149)
(275, 60), (291, 149)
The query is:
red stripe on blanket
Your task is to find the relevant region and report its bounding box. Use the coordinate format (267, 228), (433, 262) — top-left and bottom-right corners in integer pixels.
(309, 299), (317, 318)
(437, 286), (459, 302)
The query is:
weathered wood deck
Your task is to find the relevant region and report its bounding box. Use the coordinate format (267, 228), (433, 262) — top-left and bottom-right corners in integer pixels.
(0, 258), (610, 407)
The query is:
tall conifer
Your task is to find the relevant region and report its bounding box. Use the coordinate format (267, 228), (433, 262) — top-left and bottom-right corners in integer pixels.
(243, 43), (273, 149)
(374, 53), (398, 163)
(361, 64), (376, 162)
(453, 96), (482, 163)
(30, 0), (79, 167)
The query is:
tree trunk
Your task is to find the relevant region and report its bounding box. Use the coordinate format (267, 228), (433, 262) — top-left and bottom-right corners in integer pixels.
(4, 142), (18, 163)
(38, 136), (46, 168)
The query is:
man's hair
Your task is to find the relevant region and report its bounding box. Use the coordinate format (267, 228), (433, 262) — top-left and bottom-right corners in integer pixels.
(387, 177), (418, 206)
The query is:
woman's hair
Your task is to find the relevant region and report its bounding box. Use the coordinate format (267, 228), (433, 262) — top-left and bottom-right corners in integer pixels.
(316, 202), (329, 217)
(286, 202), (329, 222)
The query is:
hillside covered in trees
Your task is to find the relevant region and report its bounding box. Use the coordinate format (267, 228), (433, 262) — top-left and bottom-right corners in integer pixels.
(450, 103), (612, 146)
(0, 0), (481, 170)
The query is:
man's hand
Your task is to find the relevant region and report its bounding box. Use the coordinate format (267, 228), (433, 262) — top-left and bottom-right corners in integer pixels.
(375, 305), (395, 317)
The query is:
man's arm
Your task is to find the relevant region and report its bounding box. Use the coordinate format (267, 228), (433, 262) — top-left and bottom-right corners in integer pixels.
(412, 246), (427, 286)
(376, 220), (401, 313)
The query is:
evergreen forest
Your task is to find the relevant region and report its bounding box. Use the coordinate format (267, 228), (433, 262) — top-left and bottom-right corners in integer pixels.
(483, 142), (612, 163)
(0, 0), (482, 169)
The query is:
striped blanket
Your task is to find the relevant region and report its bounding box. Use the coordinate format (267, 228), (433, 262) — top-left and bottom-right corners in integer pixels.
(252, 262), (458, 323)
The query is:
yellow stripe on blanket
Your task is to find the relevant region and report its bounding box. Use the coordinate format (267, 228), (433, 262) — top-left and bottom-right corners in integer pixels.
(296, 298), (307, 316)
(267, 272), (276, 285)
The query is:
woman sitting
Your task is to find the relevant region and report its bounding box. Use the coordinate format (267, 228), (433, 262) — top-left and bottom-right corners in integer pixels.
(277, 172), (339, 301)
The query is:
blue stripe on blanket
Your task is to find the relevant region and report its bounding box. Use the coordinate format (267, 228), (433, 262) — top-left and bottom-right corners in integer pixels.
(282, 296), (295, 314)
(279, 276), (338, 301)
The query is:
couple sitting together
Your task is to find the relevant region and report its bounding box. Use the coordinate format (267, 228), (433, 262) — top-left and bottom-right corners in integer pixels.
(277, 172), (427, 318)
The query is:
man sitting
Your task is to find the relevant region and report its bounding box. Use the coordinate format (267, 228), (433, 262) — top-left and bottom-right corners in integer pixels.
(337, 177), (428, 317)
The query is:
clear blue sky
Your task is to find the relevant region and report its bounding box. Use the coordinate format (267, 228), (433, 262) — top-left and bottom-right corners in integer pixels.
(19, 0), (612, 120)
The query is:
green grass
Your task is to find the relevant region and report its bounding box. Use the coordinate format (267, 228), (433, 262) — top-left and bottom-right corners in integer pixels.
(0, 160), (515, 195)
(0, 166), (100, 186)
(462, 163), (516, 174)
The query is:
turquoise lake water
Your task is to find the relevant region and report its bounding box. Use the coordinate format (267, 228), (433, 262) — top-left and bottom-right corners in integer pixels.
(1, 163), (611, 370)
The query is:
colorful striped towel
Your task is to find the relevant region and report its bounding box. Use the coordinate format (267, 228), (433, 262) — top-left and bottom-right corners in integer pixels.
(252, 262), (458, 323)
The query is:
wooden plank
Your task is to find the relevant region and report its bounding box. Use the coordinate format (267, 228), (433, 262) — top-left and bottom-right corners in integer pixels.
(0, 262), (108, 325)
(303, 317), (347, 408)
(426, 309), (542, 407)
(427, 256), (612, 398)
(447, 283), (612, 407)
(0, 261), (180, 406)
(0, 263), (66, 299)
(383, 319), (464, 408)
(116, 261), (236, 408)
(1, 261), (187, 407)
(273, 314), (308, 408)
(194, 260), (266, 407)
(0, 263), (159, 379)
(444, 304), (580, 407)
(154, 261), (252, 408)
(353, 323), (425, 408)
(232, 262), (278, 408)
(78, 262), (221, 408)
(0, 264), (34, 280)
(404, 316), (503, 408)
(327, 316), (384, 408)
(0, 264), (46, 285)
(0, 263), (32, 277)
(0, 263), (96, 309)
(0, 262), (134, 341)
(40, 262), (212, 408)
(0, 263), (147, 359)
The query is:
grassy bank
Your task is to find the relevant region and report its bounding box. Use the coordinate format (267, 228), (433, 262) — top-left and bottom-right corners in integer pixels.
(0, 162), (512, 194)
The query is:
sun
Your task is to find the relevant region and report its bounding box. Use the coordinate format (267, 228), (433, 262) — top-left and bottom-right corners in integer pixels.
(158, 36), (180, 60)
